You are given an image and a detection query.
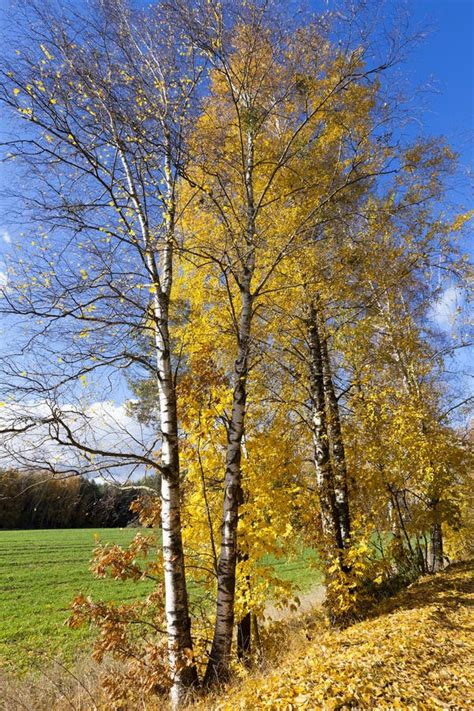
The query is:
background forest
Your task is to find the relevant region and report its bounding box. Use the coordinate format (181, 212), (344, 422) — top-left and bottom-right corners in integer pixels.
(0, 0), (472, 708)
(0, 469), (153, 528)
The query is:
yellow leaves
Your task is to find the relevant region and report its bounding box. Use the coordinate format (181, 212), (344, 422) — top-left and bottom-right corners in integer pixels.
(199, 563), (474, 711)
(451, 210), (474, 232)
(39, 43), (54, 61)
(120, 70), (134, 83)
(13, 87), (21, 96)
(1, 11), (463, 699)
(79, 374), (88, 387)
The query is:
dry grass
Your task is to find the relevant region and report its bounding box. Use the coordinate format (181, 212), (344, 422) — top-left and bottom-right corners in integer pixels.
(0, 657), (100, 711)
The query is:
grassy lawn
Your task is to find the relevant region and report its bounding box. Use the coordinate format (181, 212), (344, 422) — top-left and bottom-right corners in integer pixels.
(0, 528), (156, 674)
(0, 528), (320, 675)
(264, 545), (323, 591)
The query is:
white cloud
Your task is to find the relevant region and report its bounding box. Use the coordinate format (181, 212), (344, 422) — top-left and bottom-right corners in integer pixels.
(0, 270), (6, 287)
(1, 230), (11, 244)
(0, 399), (157, 482)
(430, 285), (463, 331)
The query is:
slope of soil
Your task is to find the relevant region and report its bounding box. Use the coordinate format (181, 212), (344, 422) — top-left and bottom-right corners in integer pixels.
(200, 560), (474, 710)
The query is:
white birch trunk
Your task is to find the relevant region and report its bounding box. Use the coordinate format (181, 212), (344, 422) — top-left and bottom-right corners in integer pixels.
(204, 128), (256, 686)
(204, 286), (253, 686)
(118, 139), (197, 705)
(154, 292), (198, 705)
(429, 500), (444, 573)
(320, 325), (351, 548)
(307, 303), (342, 553)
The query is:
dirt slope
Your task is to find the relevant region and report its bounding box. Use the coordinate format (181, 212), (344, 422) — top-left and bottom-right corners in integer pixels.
(202, 560), (474, 710)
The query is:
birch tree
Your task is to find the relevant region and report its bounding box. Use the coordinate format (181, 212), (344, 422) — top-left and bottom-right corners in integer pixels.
(335, 163), (473, 578)
(170, 0), (407, 680)
(0, 0), (203, 702)
(1, 1), (470, 705)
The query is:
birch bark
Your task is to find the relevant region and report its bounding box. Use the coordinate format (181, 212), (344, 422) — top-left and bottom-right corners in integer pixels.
(204, 129), (256, 686)
(204, 284), (253, 686)
(154, 291), (199, 704)
(119, 138), (198, 705)
(156, 150), (199, 703)
(430, 501), (444, 572)
(320, 325), (351, 548)
(307, 302), (343, 553)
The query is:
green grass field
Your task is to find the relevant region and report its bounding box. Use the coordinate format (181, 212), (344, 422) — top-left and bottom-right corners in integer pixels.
(0, 528), (320, 675)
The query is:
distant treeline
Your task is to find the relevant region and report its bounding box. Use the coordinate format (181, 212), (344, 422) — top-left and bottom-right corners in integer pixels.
(0, 469), (158, 529)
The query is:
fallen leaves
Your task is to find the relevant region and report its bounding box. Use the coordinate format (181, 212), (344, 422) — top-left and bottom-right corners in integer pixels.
(197, 561), (474, 710)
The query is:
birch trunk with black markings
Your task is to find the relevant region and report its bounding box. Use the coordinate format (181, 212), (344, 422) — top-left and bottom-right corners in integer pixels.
(154, 290), (199, 705)
(121, 135), (198, 704)
(320, 324), (351, 548)
(204, 129), (256, 686)
(307, 302), (343, 554)
(204, 280), (253, 686)
(430, 500), (444, 572)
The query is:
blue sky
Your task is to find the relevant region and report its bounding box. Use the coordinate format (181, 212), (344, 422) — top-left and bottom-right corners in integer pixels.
(405, 0), (473, 171)
(403, 0), (473, 395)
(1, 0), (471, 241)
